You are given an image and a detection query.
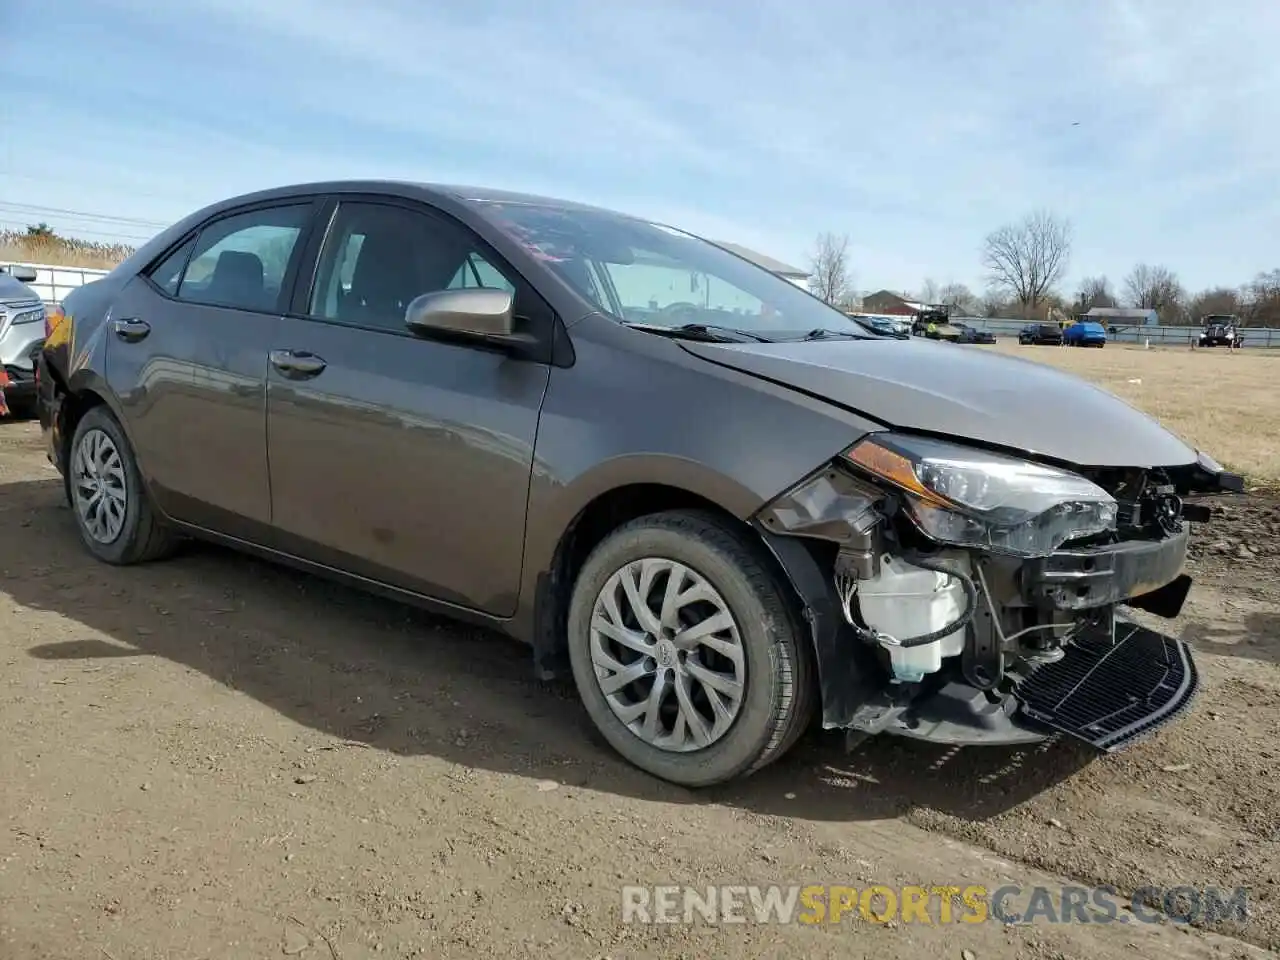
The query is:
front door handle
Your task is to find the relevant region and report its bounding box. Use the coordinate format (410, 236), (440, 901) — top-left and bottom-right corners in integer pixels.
(111, 318), (151, 343)
(269, 349), (327, 378)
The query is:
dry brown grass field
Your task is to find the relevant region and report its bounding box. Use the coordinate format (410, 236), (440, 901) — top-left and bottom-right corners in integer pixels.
(990, 340), (1280, 486)
(0, 240), (130, 271)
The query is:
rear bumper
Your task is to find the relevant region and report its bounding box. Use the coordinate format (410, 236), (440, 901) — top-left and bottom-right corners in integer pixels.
(2, 363), (36, 399)
(36, 354), (64, 471)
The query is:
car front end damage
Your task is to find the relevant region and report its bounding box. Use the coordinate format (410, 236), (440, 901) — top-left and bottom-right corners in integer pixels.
(753, 433), (1244, 753)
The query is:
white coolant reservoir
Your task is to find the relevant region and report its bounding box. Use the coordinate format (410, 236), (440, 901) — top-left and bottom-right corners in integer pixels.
(855, 552), (971, 683)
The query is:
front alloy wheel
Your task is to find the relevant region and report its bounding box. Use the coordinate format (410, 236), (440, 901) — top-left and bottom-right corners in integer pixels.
(589, 557), (746, 751)
(566, 510), (815, 787)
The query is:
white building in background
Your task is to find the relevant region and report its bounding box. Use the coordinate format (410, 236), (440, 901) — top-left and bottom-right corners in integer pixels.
(713, 242), (811, 291)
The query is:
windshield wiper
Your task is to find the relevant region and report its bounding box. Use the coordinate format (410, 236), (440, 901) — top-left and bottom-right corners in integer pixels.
(622, 321), (773, 343)
(796, 328), (865, 341)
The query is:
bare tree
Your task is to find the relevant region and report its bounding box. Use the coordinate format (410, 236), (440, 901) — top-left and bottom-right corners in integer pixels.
(1243, 269), (1280, 327)
(1188, 287), (1242, 324)
(937, 282), (978, 315)
(809, 232), (852, 306)
(981, 210), (1072, 317)
(1124, 263), (1185, 321)
(1075, 276), (1116, 313)
(917, 277), (941, 305)
(980, 289), (1010, 318)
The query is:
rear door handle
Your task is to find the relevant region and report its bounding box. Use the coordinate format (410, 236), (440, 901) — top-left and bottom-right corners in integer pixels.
(111, 318), (151, 343)
(269, 349), (327, 378)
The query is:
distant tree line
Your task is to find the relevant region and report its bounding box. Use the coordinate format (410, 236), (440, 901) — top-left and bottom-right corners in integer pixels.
(810, 210), (1280, 327)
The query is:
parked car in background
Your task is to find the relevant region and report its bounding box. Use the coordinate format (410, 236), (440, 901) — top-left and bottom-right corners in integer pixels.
(0, 264), (46, 418)
(1018, 322), (1064, 346)
(854, 314), (910, 339)
(1197, 315), (1242, 348)
(37, 179), (1241, 788)
(951, 321), (997, 345)
(1063, 321), (1107, 347)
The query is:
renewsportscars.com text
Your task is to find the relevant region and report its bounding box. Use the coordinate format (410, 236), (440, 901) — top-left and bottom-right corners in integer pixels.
(621, 884), (1251, 926)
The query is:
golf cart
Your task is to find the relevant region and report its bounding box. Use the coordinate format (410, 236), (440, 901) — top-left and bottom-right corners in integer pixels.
(911, 305), (963, 342)
(1197, 315), (1242, 348)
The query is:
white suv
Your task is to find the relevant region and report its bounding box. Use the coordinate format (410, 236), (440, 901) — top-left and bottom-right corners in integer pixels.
(0, 265), (47, 417)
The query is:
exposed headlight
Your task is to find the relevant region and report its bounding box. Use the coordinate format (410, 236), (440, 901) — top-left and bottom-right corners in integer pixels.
(843, 433), (1117, 557)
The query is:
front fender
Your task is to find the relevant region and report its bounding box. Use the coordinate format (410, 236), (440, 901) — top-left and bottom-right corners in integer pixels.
(754, 523), (883, 730)
(510, 316), (883, 672)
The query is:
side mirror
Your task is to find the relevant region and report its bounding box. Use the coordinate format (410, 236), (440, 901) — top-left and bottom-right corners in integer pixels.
(406, 287), (516, 338)
(404, 288), (542, 359)
(3, 265), (38, 283)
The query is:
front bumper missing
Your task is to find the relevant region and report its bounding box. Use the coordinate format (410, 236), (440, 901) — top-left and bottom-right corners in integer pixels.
(1015, 618), (1199, 751)
(837, 619), (1200, 751)
(757, 522), (1200, 752)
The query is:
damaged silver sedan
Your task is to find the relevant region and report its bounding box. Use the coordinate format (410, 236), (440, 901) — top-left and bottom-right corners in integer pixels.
(37, 180), (1242, 787)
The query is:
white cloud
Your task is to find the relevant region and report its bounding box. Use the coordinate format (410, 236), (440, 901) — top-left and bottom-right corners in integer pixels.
(7, 0), (1280, 293)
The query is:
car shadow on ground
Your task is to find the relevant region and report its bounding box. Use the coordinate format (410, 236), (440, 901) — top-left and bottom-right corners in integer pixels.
(3, 477), (1097, 824)
(1180, 613), (1280, 667)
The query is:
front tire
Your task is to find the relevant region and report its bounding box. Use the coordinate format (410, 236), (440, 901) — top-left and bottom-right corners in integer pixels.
(67, 406), (178, 565)
(566, 510), (815, 787)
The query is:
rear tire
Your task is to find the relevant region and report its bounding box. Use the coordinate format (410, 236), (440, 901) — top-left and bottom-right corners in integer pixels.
(566, 510), (816, 787)
(67, 406), (179, 565)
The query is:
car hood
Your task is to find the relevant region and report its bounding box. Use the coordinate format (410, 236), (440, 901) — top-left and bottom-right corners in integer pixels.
(680, 337), (1198, 468)
(0, 274), (40, 304)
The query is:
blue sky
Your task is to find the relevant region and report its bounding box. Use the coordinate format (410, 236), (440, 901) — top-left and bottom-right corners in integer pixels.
(2, 0), (1278, 296)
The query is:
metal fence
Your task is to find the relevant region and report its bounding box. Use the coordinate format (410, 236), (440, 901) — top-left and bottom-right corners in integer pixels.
(955, 316), (1280, 349)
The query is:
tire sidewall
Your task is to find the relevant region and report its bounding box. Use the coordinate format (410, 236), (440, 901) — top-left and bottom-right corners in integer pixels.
(68, 407), (149, 564)
(567, 522), (793, 786)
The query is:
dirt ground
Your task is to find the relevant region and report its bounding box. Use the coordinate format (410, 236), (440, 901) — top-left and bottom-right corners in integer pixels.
(2, 417), (1278, 960)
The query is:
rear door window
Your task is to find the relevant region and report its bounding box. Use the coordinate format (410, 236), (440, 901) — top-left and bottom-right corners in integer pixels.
(173, 204), (312, 313)
(147, 238), (196, 296)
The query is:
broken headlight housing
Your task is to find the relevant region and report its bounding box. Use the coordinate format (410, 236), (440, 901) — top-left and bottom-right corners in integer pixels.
(844, 434), (1117, 558)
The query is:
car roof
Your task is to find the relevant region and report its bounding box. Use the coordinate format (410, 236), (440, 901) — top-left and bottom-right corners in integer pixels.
(116, 179), (655, 280)
(207, 180), (632, 219)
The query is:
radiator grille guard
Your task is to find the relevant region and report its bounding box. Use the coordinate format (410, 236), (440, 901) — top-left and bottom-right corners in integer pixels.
(1015, 617), (1199, 751)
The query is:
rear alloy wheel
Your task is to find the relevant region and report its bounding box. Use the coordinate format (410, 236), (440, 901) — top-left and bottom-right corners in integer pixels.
(566, 510), (814, 787)
(68, 406), (178, 565)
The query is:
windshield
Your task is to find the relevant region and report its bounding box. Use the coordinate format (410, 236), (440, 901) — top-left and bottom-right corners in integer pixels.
(473, 200), (871, 340)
